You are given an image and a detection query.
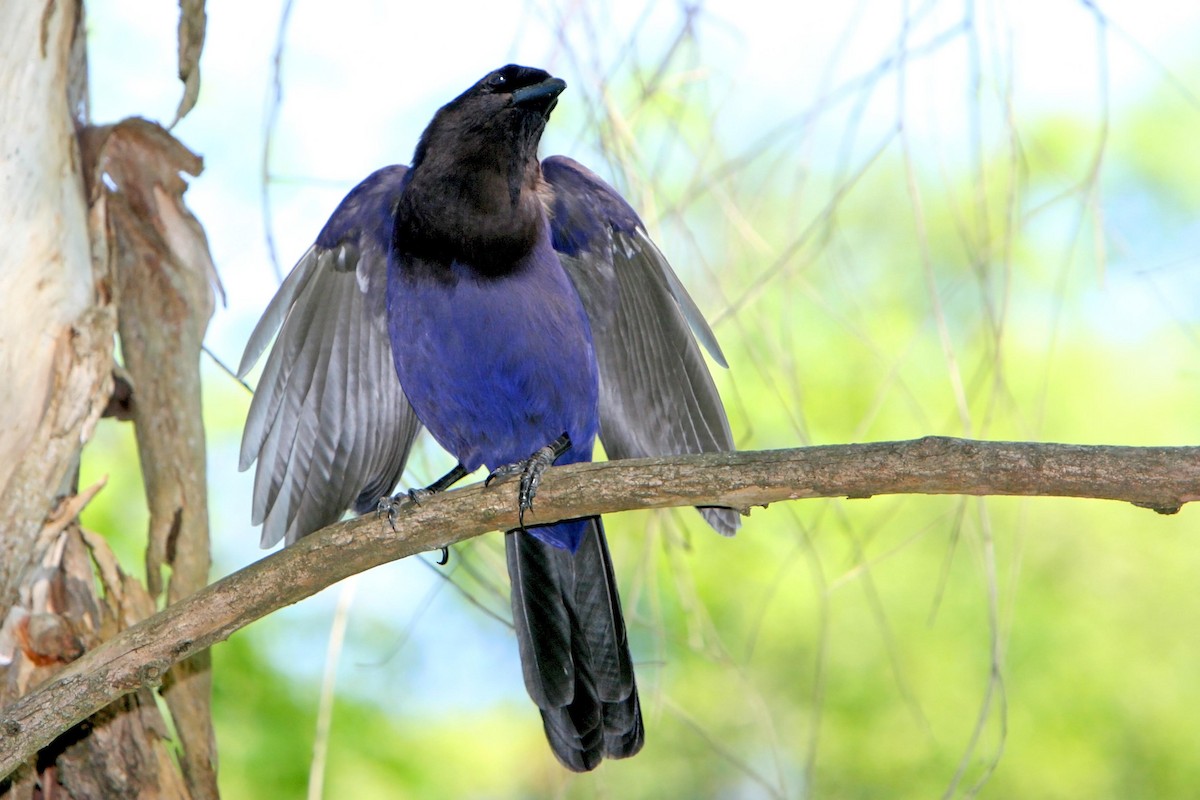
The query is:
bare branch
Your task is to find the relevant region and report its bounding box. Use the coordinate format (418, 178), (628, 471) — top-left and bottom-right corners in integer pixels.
(1, 437), (1196, 777)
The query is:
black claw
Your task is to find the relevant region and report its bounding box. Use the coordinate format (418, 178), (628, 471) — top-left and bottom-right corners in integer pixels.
(485, 461), (521, 487)
(436, 547), (449, 566)
(375, 464), (471, 532)
(376, 494), (405, 532)
(487, 433), (571, 530)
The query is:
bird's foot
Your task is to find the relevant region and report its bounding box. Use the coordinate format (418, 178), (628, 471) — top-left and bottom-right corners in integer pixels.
(376, 463), (471, 525)
(375, 491), (449, 564)
(375, 494), (401, 531)
(406, 486), (435, 506)
(485, 433), (571, 528)
(375, 490), (423, 531)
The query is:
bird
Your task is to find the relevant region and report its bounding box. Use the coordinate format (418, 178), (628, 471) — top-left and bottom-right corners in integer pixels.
(237, 64), (738, 771)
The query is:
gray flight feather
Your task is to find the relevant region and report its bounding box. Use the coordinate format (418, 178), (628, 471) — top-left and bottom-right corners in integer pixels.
(238, 166), (421, 547)
(543, 155), (740, 536)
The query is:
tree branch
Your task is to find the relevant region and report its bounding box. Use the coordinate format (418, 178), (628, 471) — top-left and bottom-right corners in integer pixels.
(2, 437), (1197, 777)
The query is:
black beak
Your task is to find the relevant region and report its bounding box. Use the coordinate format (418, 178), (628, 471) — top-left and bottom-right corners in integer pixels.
(511, 77), (567, 113)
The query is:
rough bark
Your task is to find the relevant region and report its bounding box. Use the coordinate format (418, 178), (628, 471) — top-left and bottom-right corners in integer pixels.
(83, 118), (221, 800)
(0, 497), (191, 798)
(0, 0), (106, 610)
(1, 438), (1197, 779)
(0, 2), (217, 797)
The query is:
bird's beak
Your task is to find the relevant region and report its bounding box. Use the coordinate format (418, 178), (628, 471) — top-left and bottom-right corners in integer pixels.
(511, 77), (567, 112)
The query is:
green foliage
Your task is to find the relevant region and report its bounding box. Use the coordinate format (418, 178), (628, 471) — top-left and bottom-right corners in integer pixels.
(75, 9), (1200, 797)
(79, 418), (151, 577)
(213, 634), (318, 796)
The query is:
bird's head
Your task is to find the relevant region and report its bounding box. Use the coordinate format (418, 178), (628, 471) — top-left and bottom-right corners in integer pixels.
(397, 66), (568, 271)
(411, 65), (567, 174)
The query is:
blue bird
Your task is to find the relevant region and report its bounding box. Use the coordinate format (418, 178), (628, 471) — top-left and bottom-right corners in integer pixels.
(238, 64), (738, 771)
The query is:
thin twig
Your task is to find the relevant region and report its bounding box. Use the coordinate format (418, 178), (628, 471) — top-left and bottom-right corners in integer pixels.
(260, 0), (296, 285)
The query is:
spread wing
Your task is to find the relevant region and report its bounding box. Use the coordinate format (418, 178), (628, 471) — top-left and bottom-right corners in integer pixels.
(542, 156), (739, 535)
(238, 165), (421, 547)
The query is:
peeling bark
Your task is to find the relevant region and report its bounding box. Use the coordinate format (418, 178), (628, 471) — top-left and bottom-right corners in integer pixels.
(0, 508), (189, 799)
(83, 117), (221, 800)
(0, 0), (108, 609)
(1, 3), (217, 797)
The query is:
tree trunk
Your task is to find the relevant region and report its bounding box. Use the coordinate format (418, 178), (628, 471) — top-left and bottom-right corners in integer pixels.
(0, 1), (218, 797)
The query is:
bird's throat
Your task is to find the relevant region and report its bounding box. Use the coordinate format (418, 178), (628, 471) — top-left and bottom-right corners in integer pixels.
(394, 166), (545, 276)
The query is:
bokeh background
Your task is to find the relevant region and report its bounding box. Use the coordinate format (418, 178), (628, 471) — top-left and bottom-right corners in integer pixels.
(79, 0), (1200, 797)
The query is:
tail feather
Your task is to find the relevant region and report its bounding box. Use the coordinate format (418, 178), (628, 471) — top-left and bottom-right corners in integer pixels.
(506, 518), (644, 771)
(506, 531), (574, 709)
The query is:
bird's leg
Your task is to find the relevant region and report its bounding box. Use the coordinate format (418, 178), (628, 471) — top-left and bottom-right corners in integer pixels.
(485, 433), (571, 528)
(377, 463), (471, 563)
(408, 463), (472, 504)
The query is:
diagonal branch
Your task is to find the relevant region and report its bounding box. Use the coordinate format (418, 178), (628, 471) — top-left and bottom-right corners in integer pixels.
(2, 437), (1197, 777)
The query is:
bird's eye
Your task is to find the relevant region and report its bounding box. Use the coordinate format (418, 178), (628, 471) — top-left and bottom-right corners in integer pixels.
(488, 73), (507, 88)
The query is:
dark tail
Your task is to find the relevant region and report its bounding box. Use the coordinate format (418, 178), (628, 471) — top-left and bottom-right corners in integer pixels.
(506, 517), (643, 771)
